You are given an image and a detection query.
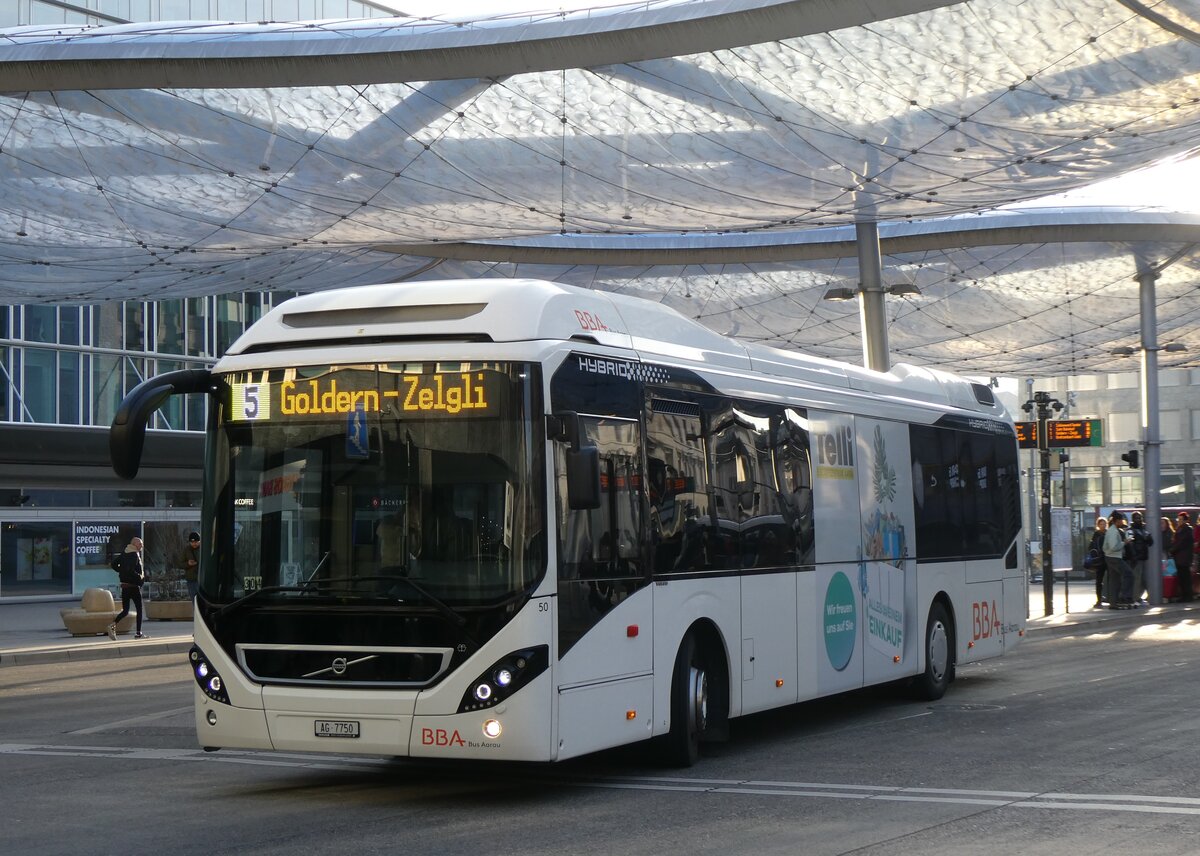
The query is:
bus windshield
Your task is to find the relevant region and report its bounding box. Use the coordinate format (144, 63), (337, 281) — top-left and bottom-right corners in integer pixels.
(203, 362), (545, 608)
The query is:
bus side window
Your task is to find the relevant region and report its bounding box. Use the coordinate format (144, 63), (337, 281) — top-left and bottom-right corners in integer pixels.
(646, 401), (709, 573)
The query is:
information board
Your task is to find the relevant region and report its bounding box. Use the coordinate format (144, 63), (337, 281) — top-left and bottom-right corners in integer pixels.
(1016, 419), (1103, 449)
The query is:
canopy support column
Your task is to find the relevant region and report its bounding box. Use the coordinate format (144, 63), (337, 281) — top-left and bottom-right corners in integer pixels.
(1138, 267), (1163, 606)
(856, 221), (889, 373)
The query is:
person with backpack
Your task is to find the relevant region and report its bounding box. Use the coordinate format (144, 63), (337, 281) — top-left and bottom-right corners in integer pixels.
(1126, 512), (1153, 606)
(108, 536), (148, 640)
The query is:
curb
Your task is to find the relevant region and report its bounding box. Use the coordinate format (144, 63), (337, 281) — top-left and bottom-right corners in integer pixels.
(0, 637), (193, 667)
(1025, 603), (1200, 640)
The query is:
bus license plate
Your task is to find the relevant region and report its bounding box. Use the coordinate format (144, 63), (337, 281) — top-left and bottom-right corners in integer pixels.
(314, 719), (360, 738)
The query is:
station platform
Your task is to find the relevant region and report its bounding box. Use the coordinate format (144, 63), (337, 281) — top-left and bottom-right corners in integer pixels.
(1, 583), (1197, 668)
(0, 598), (194, 667)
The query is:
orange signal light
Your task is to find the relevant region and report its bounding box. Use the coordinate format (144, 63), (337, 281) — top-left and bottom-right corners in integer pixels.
(626, 710), (637, 720)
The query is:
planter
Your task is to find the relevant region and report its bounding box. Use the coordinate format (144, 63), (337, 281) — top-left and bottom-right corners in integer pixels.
(144, 599), (192, 620)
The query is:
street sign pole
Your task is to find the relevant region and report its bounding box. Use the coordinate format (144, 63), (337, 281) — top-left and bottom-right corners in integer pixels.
(1023, 391), (1064, 617)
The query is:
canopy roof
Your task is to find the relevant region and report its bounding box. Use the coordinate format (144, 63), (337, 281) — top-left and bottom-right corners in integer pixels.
(1, 0), (1199, 376)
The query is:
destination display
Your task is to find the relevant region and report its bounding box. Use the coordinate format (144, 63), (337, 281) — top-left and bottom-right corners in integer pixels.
(1015, 418), (1104, 449)
(225, 366), (509, 422)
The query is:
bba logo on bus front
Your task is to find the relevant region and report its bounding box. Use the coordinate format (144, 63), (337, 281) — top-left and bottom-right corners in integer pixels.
(421, 727), (502, 750)
(422, 728), (465, 747)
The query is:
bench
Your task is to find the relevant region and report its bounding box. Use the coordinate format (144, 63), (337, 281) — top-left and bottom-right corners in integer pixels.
(59, 588), (136, 637)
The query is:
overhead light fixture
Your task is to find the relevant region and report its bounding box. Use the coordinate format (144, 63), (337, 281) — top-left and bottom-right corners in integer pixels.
(887, 283), (922, 297)
(1111, 343), (1185, 357)
(823, 287), (857, 301)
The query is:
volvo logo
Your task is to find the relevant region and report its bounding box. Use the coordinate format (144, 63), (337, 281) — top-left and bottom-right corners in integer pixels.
(302, 653), (378, 679)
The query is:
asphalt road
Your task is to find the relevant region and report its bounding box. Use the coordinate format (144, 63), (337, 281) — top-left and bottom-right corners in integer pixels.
(3, 619), (1200, 856)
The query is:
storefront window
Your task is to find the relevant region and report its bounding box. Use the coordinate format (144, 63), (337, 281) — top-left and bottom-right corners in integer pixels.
(74, 522), (140, 594)
(144, 521), (201, 601)
(1, 521), (73, 597)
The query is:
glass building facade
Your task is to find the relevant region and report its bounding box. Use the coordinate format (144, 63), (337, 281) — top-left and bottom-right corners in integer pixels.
(0, 292), (294, 599)
(0, 0), (396, 603)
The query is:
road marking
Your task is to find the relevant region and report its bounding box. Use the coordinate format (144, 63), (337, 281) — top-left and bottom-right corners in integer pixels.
(2, 743), (1198, 815)
(69, 706), (193, 735)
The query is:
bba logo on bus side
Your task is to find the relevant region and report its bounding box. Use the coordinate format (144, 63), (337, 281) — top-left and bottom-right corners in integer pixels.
(973, 600), (1001, 641)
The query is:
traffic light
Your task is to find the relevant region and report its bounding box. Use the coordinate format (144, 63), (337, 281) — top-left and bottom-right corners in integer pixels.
(1121, 449), (1139, 469)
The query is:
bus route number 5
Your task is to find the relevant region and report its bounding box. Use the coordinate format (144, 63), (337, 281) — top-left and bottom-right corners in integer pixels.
(234, 382), (271, 421)
(234, 381), (272, 420)
(243, 385), (259, 418)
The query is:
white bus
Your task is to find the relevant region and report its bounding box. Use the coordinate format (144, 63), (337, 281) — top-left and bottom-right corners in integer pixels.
(111, 279), (1025, 765)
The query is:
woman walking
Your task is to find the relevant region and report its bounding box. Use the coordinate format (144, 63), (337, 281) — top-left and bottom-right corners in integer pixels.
(107, 536), (149, 640)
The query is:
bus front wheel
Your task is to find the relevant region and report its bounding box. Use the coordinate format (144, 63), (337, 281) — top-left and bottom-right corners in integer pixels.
(665, 634), (708, 767)
(915, 601), (954, 700)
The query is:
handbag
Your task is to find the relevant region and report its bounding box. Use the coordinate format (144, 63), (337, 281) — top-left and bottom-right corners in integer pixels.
(1084, 548), (1104, 571)
(1164, 557), (1178, 577)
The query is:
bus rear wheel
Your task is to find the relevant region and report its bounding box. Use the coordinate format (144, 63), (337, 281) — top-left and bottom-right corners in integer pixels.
(665, 634), (708, 767)
(914, 602), (954, 700)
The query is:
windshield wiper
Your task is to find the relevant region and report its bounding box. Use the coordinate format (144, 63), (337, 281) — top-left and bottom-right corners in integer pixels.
(336, 574), (469, 630)
(212, 583), (316, 619)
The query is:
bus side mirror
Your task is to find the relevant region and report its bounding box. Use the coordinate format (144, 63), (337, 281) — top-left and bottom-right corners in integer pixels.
(567, 446), (601, 510)
(550, 412), (601, 510)
(111, 369), (215, 479)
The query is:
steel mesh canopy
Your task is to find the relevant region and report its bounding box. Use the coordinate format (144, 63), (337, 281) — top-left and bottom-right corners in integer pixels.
(0, 0), (1199, 376)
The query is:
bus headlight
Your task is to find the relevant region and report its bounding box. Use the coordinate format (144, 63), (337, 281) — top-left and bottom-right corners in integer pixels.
(457, 646), (548, 713)
(189, 645), (230, 705)
(482, 719), (502, 739)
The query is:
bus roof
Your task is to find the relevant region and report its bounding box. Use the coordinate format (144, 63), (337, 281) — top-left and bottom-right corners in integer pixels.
(225, 279), (1004, 418)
